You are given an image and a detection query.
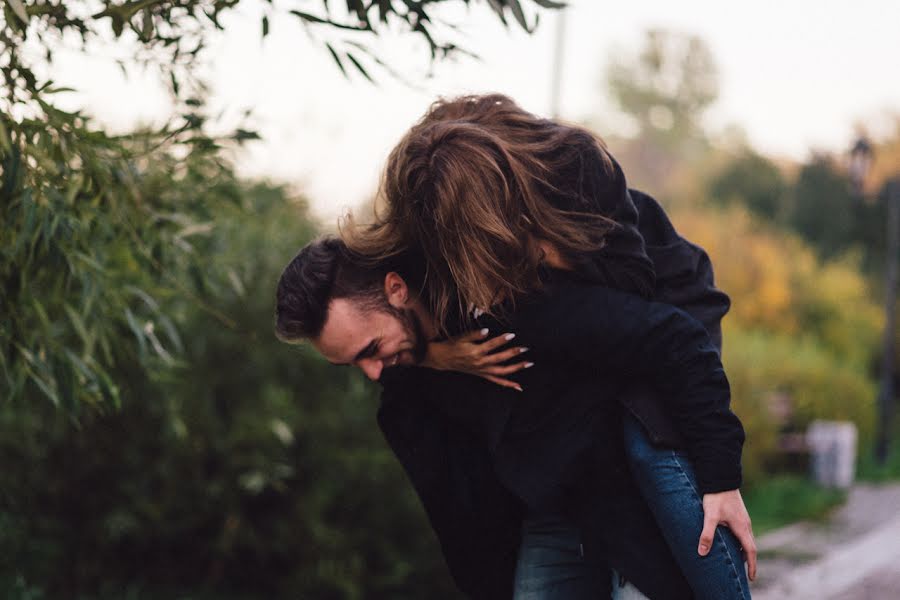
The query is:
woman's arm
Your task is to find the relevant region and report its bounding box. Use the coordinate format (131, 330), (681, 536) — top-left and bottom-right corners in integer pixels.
(421, 329), (532, 391)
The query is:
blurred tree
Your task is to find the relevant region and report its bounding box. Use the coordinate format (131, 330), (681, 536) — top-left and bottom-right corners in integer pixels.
(675, 205), (883, 366)
(1, 175), (462, 599)
(709, 149), (788, 222)
(672, 205), (882, 482)
(788, 155), (859, 260)
(606, 29), (718, 147)
(603, 29), (718, 198)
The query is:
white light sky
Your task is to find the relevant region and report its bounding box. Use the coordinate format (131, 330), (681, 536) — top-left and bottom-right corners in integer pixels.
(52, 0), (900, 221)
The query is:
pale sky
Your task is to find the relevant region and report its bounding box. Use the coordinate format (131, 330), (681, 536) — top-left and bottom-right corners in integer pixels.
(52, 0), (900, 222)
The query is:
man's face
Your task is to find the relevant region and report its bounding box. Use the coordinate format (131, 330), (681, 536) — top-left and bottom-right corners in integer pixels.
(312, 287), (428, 381)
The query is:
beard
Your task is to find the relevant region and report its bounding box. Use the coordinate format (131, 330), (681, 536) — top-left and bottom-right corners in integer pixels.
(383, 302), (429, 364)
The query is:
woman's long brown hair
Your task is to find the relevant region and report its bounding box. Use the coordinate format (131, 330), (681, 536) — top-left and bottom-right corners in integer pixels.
(342, 93), (618, 333)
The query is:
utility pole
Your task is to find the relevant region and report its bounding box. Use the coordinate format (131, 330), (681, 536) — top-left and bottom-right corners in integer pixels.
(549, 7), (567, 119)
(850, 138), (898, 465)
(876, 177), (899, 464)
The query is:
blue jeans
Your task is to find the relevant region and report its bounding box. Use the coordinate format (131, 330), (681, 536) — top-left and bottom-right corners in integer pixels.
(512, 514), (603, 599)
(513, 417), (751, 600)
(622, 413), (750, 600)
(512, 515), (648, 600)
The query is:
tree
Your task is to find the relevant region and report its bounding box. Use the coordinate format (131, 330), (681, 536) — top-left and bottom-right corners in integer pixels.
(0, 180), (462, 598)
(602, 29), (719, 198)
(606, 29), (718, 148)
(788, 155), (859, 260)
(709, 149), (788, 221)
(1, 0), (562, 411)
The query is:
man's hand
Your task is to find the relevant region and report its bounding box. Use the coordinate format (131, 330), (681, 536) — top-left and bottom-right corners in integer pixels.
(699, 489), (757, 581)
(422, 328), (532, 391)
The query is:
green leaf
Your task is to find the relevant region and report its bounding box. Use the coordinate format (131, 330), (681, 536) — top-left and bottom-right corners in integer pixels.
(290, 10), (330, 25)
(64, 304), (93, 351)
(144, 322), (174, 364)
(7, 0), (29, 24)
(74, 251), (104, 272)
(232, 129), (261, 142)
(346, 53), (374, 83)
(507, 0), (532, 32)
(486, 0), (508, 25)
(0, 118), (11, 153)
(141, 7), (153, 40)
(326, 43), (348, 77)
(64, 349), (93, 382)
(30, 371), (60, 407)
(90, 360), (120, 408)
(52, 356), (76, 414)
(42, 86), (77, 95)
(126, 286), (160, 313)
(124, 308), (148, 358)
(31, 298), (52, 331)
(531, 0), (567, 8)
(262, 15), (269, 37)
(157, 314), (183, 353)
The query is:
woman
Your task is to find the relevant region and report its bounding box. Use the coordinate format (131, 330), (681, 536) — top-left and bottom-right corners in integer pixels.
(344, 94), (754, 599)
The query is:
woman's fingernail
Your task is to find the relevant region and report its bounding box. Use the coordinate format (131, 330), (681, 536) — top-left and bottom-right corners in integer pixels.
(480, 328), (489, 336)
(515, 385), (523, 392)
(519, 347), (529, 354)
(524, 362), (534, 368)
(504, 333), (516, 341)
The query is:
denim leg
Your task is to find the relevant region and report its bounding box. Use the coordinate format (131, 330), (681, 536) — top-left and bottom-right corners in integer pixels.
(623, 413), (751, 600)
(513, 514), (609, 600)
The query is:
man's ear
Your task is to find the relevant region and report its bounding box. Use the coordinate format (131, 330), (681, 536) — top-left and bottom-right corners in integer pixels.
(383, 272), (410, 308)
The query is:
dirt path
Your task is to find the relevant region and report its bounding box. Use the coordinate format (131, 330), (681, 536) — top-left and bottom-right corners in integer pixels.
(751, 483), (900, 599)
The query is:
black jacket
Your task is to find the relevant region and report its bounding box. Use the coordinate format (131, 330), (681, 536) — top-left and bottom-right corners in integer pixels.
(551, 151), (732, 448)
(619, 190), (732, 450)
(378, 274), (744, 599)
(377, 191), (740, 598)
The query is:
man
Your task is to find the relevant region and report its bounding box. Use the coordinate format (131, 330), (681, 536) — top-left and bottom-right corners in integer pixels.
(275, 228), (755, 599)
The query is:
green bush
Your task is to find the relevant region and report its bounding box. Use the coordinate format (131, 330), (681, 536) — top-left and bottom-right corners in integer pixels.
(0, 181), (460, 599)
(743, 475), (846, 534)
(724, 326), (877, 486)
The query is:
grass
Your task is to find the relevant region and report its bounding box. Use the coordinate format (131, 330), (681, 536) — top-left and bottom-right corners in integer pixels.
(743, 475), (847, 535)
(745, 433), (900, 536)
(857, 438), (900, 482)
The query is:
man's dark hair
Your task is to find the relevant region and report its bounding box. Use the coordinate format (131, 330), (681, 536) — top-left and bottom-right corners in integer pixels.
(274, 236), (388, 342)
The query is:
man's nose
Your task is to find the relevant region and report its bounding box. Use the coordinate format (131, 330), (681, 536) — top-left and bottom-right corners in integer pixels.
(357, 358), (383, 381)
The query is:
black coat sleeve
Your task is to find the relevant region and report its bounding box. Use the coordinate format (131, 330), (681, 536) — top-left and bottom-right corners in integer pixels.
(632, 189), (731, 352)
(523, 282), (745, 493)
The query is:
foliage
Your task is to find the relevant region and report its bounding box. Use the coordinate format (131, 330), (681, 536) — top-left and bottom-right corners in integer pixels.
(0, 1), (558, 90)
(723, 327), (876, 485)
(787, 156), (860, 260)
(0, 2), (560, 596)
(743, 475), (846, 535)
(674, 205), (883, 367)
(604, 30), (718, 198)
(0, 181), (462, 599)
(607, 29), (718, 144)
(669, 206), (881, 484)
(709, 149), (788, 221)
(1, 0), (561, 413)
(0, 98), (249, 411)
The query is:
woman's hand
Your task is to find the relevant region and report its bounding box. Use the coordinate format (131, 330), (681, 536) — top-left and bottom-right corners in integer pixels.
(422, 328), (532, 391)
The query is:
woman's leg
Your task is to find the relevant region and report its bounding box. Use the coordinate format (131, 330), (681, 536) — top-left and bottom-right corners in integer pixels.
(623, 412), (751, 600)
(513, 514), (611, 600)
